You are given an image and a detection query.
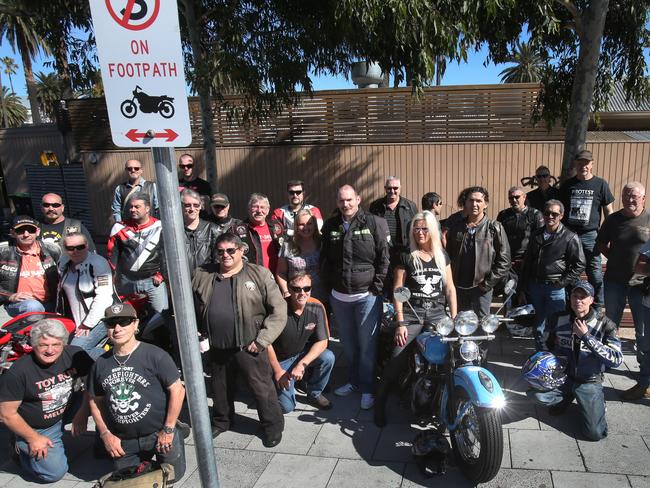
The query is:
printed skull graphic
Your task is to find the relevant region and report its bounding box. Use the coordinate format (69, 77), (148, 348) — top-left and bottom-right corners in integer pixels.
(110, 381), (141, 414)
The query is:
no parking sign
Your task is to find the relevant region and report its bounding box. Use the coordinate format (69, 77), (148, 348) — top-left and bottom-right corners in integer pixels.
(89, 0), (192, 147)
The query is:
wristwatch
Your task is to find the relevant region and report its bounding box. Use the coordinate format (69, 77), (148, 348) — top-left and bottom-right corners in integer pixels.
(161, 425), (175, 434)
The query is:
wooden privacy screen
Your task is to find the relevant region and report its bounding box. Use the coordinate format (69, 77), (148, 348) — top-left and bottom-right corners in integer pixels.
(66, 83), (564, 150)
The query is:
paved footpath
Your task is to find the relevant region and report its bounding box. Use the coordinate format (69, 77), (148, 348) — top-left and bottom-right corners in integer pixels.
(0, 317), (648, 487)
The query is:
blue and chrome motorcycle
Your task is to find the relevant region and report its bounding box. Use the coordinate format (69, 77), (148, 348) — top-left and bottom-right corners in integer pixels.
(393, 286), (509, 484)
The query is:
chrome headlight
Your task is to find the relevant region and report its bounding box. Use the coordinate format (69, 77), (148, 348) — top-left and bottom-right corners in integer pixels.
(454, 310), (479, 336)
(480, 314), (500, 333)
(459, 340), (480, 362)
(436, 316), (454, 336)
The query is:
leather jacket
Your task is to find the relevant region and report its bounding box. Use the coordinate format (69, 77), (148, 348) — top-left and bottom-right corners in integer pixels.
(445, 216), (511, 291)
(107, 217), (165, 281)
(184, 219), (220, 271)
(368, 196), (417, 252)
(228, 218), (284, 273)
(547, 309), (623, 383)
(520, 223), (585, 289)
(496, 206), (544, 261)
(0, 241), (61, 305)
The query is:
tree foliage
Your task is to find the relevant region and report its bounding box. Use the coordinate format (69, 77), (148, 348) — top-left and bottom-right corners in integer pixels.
(499, 41), (543, 83)
(35, 71), (65, 121)
(0, 86), (28, 127)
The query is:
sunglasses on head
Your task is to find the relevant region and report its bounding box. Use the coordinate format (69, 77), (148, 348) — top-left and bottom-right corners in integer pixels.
(106, 318), (135, 328)
(289, 285), (312, 293)
(179, 164), (194, 169)
(42, 202), (62, 208)
(126, 166), (141, 172)
(544, 210), (561, 218)
(65, 244), (87, 252)
(216, 247), (238, 256)
(385, 186), (399, 191)
(15, 226), (37, 234)
(288, 190), (303, 195)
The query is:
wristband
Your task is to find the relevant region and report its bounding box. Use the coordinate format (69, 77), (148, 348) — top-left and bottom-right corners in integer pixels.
(99, 430), (110, 438)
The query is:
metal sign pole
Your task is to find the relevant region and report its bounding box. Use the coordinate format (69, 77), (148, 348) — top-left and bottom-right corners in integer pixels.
(152, 145), (220, 488)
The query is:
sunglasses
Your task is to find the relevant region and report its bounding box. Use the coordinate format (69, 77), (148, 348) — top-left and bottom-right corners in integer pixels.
(216, 247), (238, 256)
(106, 318), (135, 329)
(536, 174), (550, 178)
(65, 244), (87, 252)
(183, 203), (201, 209)
(15, 226), (37, 234)
(385, 186), (399, 191)
(544, 211), (561, 218)
(413, 227), (429, 234)
(508, 195), (524, 200)
(289, 285), (312, 293)
(179, 164), (194, 169)
(126, 167), (141, 172)
(42, 202), (62, 208)
(288, 190), (303, 195)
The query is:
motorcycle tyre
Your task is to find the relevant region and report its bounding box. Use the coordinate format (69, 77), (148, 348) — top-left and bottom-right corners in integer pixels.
(120, 100), (137, 118)
(450, 388), (503, 484)
(159, 101), (175, 119)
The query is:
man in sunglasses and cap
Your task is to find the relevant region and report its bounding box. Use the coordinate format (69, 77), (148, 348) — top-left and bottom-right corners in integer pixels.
(209, 193), (242, 236)
(192, 232), (286, 447)
(0, 216), (60, 317)
(272, 179), (323, 237)
(39, 193), (95, 253)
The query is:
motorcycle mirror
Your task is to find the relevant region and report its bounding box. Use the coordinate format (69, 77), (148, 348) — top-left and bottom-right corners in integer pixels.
(504, 278), (517, 296)
(393, 287), (412, 303)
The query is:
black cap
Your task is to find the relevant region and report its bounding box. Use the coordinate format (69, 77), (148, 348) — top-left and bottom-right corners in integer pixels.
(12, 215), (39, 230)
(575, 149), (593, 161)
(104, 302), (138, 321)
(572, 280), (595, 297)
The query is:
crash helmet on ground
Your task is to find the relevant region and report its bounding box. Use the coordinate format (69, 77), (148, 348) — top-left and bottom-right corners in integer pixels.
(521, 351), (567, 391)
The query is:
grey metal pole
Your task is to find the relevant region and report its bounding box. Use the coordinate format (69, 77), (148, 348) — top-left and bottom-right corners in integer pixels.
(152, 146), (220, 488)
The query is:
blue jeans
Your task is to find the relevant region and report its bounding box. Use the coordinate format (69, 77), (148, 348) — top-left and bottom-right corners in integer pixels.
(527, 379), (607, 441)
(330, 293), (382, 394)
(15, 421), (68, 483)
(640, 305), (650, 387)
(117, 276), (169, 314)
(69, 321), (108, 360)
(578, 231), (604, 308)
(5, 300), (54, 317)
(276, 349), (336, 413)
(528, 282), (566, 351)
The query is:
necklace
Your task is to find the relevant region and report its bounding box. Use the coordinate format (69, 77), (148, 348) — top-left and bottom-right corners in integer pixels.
(113, 342), (140, 369)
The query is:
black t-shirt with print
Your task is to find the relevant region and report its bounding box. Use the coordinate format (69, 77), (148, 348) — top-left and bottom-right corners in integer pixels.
(0, 346), (93, 429)
(179, 177), (212, 197)
(272, 299), (329, 361)
(560, 176), (614, 233)
(88, 342), (180, 439)
(397, 252), (449, 321)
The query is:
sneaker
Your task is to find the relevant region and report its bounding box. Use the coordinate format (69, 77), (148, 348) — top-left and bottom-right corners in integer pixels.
(334, 383), (358, 396)
(621, 383), (650, 401)
(306, 394), (333, 410)
(360, 393), (375, 410)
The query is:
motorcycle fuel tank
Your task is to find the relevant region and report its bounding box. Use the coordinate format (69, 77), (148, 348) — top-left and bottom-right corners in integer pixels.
(416, 332), (449, 365)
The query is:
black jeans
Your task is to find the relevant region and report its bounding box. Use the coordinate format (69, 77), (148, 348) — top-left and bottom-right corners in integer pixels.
(210, 347), (284, 438)
(113, 430), (186, 482)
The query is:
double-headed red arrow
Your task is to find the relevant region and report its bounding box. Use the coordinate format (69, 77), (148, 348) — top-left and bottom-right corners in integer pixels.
(126, 128), (178, 143)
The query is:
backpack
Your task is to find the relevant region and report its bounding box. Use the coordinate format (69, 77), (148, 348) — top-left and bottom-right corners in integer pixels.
(93, 461), (174, 488)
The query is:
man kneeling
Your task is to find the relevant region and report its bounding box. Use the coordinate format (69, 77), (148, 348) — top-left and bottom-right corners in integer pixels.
(527, 281), (623, 441)
(268, 272), (335, 413)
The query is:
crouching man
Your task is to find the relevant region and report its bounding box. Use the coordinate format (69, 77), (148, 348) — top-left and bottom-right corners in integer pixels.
(528, 281), (623, 441)
(0, 319), (93, 482)
(268, 272), (335, 413)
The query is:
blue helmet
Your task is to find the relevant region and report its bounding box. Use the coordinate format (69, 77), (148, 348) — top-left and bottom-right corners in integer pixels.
(521, 351), (567, 391)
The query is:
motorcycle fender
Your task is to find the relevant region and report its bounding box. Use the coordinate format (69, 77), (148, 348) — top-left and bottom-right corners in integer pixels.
(452, 366), (505, 409)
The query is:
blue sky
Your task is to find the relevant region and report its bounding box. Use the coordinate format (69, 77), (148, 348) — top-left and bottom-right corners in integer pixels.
(0, 40), (511, 97)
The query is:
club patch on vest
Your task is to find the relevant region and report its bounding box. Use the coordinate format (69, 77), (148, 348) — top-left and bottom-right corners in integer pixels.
(305, 322), (316, 331)
(244, 281), (256, 291)
(111, 304), (124, 314)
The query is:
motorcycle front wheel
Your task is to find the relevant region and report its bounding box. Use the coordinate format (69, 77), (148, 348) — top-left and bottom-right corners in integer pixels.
(159, 100), (175, 118)
(450, 388), (503, 484)
(120, 100), (137, 118)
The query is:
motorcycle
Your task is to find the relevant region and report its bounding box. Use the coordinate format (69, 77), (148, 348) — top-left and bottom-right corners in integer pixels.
(393, 286), (515, 484)
(120, 85), (175, 119)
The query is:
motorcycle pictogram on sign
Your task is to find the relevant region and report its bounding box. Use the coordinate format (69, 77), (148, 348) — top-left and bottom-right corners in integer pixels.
(106, 0), (160, 31)
(120, 85), (175, 119)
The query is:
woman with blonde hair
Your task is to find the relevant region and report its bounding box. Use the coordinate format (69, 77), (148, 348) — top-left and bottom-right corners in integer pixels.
(375, 210), (457, 426)
(275, 208), (325, 302)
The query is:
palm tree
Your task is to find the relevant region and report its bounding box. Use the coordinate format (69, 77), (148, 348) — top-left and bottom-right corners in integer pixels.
(0, 5), (49, 123)
(0, 86), (28, 127)
(35, 71), (63, 121)
(499, 41), (544, 84)
(1, 56), (17, 92)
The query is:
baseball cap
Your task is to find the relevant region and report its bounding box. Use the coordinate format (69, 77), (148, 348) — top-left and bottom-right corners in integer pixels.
(104, 302), (138, 321)
(572, 280), (594, 297)
(12, 215), (39, 230)
(575, 149), (593, 161)
(211, 193), (229, 207)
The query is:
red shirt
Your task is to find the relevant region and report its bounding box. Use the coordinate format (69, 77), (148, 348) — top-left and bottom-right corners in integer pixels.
(253, 221), (273, 269)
